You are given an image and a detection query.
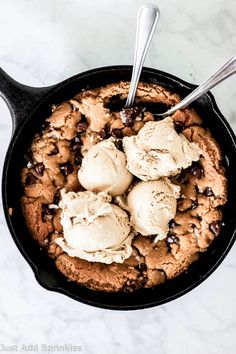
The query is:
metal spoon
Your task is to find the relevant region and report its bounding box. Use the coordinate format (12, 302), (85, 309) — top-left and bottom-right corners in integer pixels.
(125, 4), (160, 108)
(156, 54), (236, 118)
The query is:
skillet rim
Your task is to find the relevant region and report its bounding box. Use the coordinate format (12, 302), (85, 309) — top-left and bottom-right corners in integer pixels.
(2, 65), (236, 310)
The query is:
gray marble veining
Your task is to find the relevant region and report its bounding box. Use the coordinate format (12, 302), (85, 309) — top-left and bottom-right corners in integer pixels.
(0, 0), (236, 353)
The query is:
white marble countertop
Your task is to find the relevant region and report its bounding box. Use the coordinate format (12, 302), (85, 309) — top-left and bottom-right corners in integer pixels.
(0, 0), (236, 353)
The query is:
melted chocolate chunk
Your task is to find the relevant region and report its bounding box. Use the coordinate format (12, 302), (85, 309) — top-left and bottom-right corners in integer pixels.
(174, 122), (185, 133)
(209, 221), (221, 236)
(169, 219), (176, 229)
(174, 173), (182, 182)
(114, 139), (123, 151)
(111, 128), (123, 139)
(120, 107), (142, 126)
(191, 200), (198, 210)
(71, 136), (82, 152)
(135, 263), (147, 272)
(204, 187), (214, 196)
(76, 121), (88, 132)
(60, 163), (74, 176)
(99, 129), (107, 139)
(42, 204), (54, 221)
(49, 145), (59, 155)
(74, 155), (82, 165)
(71, 142), (82, 154)
(167, 234), (180, 244)
(42, 204), (51, 216)
(53, 194), (61, 205)
(123, 278), (146, 292)
(33, 163), (45, 176)
(25, 173), (38, 185)
(190, 162), (204, 179)
(71, 138), (82, 165)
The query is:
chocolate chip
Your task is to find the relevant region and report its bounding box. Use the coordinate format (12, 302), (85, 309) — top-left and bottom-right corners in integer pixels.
(76, 121), (88, 132)
(123, 276), (147, 291)
(71, 137), (82, 154)
(167, 234), (179, 244)
(111, 128), (123, 139)
(191, 200), (198, 209)
(190, 163), (204, 179)
(53, 194), (61, 205)
(204, 187), (214, 196)
(99, 129), (107, 139)
(169, 219), (176, 229)
(209, 221), (221, 236)
(71, 142), (82, 153)
(49, 145), (59, 155)
(174, 122), (184, 133)
(25, 173), (37, 185)
(60, 163), (74, 176)
(175, 173), (182, 181)
(42, 204), (51, 216)
(42, 204), (54, 221)
(74, 155), (82, 165)
(135, 263), (147, 272)
(114, 139), (123, 151)
(33, 163), (45, 176)
(120, 107), (142, 126)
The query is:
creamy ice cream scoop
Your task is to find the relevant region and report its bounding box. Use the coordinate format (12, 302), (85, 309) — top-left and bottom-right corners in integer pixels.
(78, 138), (133, 196)
(123, 117), (202, 180)
(56, 190), (133, 264)
(127, 179), (180, 240)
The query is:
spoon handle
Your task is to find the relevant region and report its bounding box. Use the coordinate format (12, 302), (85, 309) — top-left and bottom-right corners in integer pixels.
(125, 4), (160, 107)
(160, 54), (236, 117)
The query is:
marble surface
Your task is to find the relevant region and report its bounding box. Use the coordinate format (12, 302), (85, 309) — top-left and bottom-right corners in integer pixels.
(0, 0), (236, 353)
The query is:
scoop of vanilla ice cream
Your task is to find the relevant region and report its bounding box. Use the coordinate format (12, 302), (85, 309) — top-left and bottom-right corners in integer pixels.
(56, 190), (133, 264)
(127, 179), (180, 240)
(123, 117), (202, 181)
(78, 138), (133, 196)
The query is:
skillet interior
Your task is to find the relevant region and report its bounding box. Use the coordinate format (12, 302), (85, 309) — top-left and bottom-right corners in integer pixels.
(2, 66), (236, 310)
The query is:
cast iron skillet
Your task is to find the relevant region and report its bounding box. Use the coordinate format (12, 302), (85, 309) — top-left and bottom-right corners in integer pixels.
(1, 66), (236, 310)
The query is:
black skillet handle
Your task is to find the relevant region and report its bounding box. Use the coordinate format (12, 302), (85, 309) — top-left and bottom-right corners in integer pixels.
(0, 67), (56, 133)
